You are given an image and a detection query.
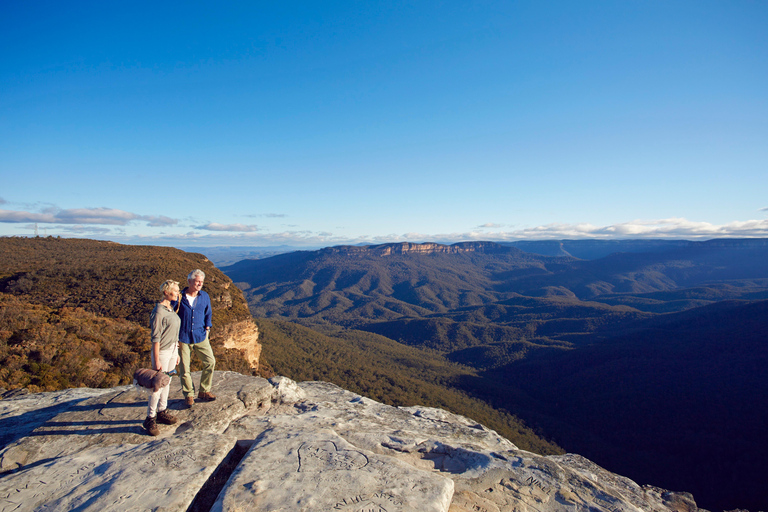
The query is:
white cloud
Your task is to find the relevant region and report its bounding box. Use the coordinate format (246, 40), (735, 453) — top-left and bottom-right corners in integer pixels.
(0, 209), (58, 223)
(0, 207), (178, 227)
(457, 218), (768, 241)
(477, 223), (504, 229)
(55, 208), (140, 225)
(195, 223), (260, 232)
(56, 225), (114, 235)
(142, 215), (178, 227)
(116, 229), (355, 247)
(244, 213), (287, 218)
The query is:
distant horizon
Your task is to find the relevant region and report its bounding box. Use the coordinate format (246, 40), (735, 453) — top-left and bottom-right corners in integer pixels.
(2, 2), (766, 245)
(4, 232), (767, 251)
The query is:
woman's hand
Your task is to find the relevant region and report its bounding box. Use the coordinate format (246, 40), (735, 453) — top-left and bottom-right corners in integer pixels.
(152, 342), (161, 371)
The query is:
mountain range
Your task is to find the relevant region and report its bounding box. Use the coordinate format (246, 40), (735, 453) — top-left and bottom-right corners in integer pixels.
(222, 238), (768, 511)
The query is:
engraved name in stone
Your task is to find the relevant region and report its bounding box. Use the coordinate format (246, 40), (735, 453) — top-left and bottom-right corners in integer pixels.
(333, 491), (402, 511)
(525, 475), (548, 493)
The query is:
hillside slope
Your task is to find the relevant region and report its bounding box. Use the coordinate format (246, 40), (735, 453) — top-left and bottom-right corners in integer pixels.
(509, 238), (768, 304)
(0, 237), (258, 392)
(463, 299), (768, 511)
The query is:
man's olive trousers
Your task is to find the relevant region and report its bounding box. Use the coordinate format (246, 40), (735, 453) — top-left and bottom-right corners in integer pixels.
(179, 335), (216, 397)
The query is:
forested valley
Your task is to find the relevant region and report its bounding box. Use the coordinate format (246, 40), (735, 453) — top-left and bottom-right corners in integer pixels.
(223, 239), (768, 511)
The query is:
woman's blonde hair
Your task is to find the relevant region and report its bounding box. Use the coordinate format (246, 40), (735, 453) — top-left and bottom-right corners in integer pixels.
(160, 280), (180, 295)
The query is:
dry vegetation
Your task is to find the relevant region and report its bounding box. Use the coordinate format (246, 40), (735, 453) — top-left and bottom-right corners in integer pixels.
(0, 236), (254, 392)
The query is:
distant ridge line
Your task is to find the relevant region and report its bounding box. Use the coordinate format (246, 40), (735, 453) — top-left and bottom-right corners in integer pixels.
(283, 238), (768, 260)
(320, 241), (516, 257)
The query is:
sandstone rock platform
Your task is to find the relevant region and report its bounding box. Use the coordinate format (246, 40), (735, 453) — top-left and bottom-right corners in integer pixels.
(0, 371), (703, 511)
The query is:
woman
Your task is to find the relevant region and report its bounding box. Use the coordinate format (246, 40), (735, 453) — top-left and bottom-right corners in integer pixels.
(144, 279), (182, 436)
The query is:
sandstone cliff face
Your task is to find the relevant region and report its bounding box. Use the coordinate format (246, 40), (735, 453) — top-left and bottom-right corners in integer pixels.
(323, 241), (518, 257)
(217, 319), (261, 370)
(0, 372), (703, 512)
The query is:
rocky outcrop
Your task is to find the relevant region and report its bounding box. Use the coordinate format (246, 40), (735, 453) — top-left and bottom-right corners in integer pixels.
(218, 319), (262, 369)
(0, 372), (703, 511)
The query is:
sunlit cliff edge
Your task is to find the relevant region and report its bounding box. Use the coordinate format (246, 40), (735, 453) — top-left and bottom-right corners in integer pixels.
(0, 372), (704, 512)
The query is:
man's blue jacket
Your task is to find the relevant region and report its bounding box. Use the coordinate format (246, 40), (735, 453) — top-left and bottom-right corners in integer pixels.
(174, 289), (212, 344)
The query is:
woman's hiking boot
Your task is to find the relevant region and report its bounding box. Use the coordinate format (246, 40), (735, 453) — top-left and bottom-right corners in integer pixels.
(157, 409), (177, 425)
(143, 416), (160, 436)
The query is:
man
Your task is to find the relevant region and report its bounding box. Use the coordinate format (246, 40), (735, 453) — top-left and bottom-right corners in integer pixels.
(176, 269), (216, 407)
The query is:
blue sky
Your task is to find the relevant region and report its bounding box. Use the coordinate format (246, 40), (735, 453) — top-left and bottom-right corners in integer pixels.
(2, 1), (767, 247)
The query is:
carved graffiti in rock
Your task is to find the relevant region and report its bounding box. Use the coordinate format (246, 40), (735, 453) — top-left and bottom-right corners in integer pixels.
(298, 441), (369, 472)
(332, 491), (403, 511)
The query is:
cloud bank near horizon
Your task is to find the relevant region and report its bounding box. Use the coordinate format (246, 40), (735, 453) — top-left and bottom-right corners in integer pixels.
(2, 204), (768, 246)
(85, 217), (768, 247)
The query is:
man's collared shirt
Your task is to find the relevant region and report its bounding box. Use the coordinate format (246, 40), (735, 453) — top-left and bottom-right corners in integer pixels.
(174, 288), (212, 344)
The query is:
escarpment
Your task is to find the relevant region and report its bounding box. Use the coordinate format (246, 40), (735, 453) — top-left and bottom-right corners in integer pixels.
(322, 241), (525, 257)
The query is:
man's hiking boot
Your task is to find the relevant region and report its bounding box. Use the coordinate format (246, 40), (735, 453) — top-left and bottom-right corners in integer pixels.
(143, 416), (159, 436)
(157, 409), (177, 425)
(198, 391), (217, 402)
(185, 396), (194, 407)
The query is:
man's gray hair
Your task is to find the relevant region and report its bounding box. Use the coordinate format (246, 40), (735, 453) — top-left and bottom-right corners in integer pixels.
(187, 269), (206, 281)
